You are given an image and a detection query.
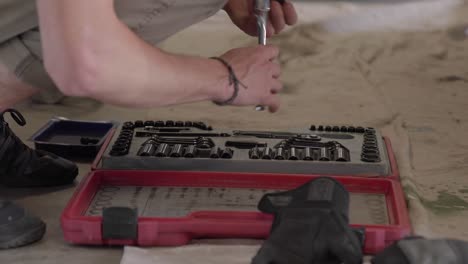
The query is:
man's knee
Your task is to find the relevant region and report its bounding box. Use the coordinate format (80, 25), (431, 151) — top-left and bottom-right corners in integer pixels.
(0, 36), (64, 104)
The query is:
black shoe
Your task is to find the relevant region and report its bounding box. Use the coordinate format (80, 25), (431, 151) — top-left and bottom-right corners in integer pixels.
(0, 200), (46, 249)
(0, 109), (78, 187)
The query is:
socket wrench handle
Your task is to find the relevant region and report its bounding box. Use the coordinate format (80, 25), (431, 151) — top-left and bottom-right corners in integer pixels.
(255, 0), (270, 45)
(254, 0), (270, 111)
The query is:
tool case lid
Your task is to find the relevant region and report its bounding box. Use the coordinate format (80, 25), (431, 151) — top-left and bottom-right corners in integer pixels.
(61, 170), (411, 254)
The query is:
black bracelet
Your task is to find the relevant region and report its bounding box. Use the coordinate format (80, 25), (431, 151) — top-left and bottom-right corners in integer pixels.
(210, 57), (247, 106)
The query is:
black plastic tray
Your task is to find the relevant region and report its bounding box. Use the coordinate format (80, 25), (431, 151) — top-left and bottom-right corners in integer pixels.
(30, 117), (117, 160)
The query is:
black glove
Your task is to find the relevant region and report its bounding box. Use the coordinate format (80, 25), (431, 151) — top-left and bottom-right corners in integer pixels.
(372, 236), (468, 264)
(251, 177), (363, 264)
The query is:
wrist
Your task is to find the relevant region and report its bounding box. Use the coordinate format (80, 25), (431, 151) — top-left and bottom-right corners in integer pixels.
(206, 58), (232, 103)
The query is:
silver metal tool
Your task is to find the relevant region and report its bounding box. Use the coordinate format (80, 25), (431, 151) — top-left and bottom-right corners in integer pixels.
(255, 0), (270, 45)
(254, 0), (271, 111)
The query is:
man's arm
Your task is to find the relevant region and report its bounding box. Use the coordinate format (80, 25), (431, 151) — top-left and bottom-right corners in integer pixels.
(36, 0), (282, 111)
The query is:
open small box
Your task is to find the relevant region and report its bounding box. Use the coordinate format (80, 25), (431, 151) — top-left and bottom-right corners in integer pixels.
(30, 117), (117, 160)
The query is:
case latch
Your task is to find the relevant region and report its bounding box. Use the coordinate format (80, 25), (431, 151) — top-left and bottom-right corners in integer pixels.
(102, 207), (138, 240)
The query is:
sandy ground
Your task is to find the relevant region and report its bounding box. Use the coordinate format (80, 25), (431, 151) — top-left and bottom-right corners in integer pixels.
(124, 0), (468, 262)
(157, 0), (468, 240)
(1, 0), (468, 263)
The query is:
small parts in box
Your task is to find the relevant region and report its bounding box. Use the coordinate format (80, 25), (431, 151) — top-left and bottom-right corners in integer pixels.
(133, 120), (227, 138)
(135, 131), (230, 138)
(246, 135), (351, 162)
(132, 120), (212, 131)
(311, 124), (366, 133)
(80, 137), (100, 145)
(225, 140), (267, 149)
(102, 120), (393, 176)
(30, 118), (116, 160)
(111, 121), (357, 162)
(142, 135), (215, 149)
(169, 144), (184, 158)
(184, 145), (197, 158)
(136, 136), (234, 159)
(248, 144), (350, 162)
(110, 122), (135, 156)
(361, 128), (381, 163)
(232, 130), (301, 139)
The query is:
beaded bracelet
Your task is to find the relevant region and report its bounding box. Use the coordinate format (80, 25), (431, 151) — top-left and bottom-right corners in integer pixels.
(210, 57), (247, 106)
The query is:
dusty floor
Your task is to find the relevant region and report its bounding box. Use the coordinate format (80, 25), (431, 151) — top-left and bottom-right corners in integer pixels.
(2, 0), (468, 263)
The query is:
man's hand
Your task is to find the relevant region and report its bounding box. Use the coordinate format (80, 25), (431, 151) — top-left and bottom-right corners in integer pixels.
(224, 0), (298, 38)
(216, 45), (282, 113)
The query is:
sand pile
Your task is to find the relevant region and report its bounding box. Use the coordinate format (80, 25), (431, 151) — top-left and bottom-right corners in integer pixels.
(267, 8), (468, 239)
(124, 3), (468, 261)
(155, 0), (468, 241)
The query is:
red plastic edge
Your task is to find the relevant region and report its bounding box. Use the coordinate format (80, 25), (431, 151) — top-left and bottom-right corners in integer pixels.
(90, 128), (116, 170)
(61, 170), (411, 254)
(382, 137), (400, 180)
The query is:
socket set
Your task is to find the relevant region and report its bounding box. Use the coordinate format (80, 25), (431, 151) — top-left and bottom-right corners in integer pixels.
(95, 120), (395, 177)
(60, 119), (409, 253)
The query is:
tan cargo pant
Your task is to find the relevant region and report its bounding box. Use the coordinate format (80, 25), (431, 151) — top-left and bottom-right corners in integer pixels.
(0, 0), (228, 104)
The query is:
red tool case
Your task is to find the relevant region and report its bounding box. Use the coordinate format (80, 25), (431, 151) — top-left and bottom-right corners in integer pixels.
(61, 126), (411, 255)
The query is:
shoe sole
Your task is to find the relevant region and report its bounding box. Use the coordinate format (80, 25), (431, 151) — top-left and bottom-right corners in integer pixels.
(0, 222), (46, 249)
(1, 166), (79, 188)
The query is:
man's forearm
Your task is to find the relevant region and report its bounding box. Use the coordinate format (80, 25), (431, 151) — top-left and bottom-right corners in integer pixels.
(36, 0), (229, 108)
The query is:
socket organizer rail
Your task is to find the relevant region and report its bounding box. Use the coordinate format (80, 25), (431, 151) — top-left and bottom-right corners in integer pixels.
(60, 171), (411, 254)
(94, 120), (397, 177)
